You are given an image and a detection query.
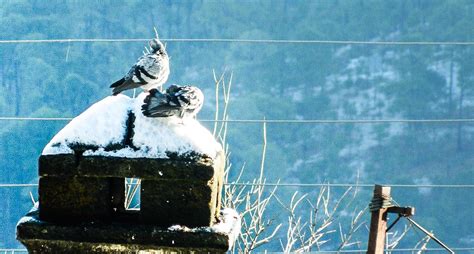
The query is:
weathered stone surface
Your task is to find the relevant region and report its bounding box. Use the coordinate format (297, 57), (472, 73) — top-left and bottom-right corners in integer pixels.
(39, 154), (218, 180)
(17, 210), (230, 253)
(39, 176), (113, 222)
(138, 151), (225, 227)
(141, 179), (217, 227)
(36, 149), (224, 227)
(110, 177), (126, 213)
(19, 240), (227, 254)
(38, 153), (77, 175)
(37, 151), (225, 227)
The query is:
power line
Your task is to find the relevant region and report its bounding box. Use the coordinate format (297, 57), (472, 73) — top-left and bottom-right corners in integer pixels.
(224, 183), (474, 188)
(1, 116), (474, 124)
(201, 119), (474, 124)
(0, 117), (73, 121)
(0, 38), (473, 46)
(263, 248), (474, 253)
(0, 184), (38, 188)
(2, 248), (474, 253)
(2, 183), (474, 189)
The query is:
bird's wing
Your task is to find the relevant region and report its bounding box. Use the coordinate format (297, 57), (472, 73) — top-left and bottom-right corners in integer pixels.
(110, 68), (146, 95)
(111, 79), (144, 95)
(141, 89), (180, 117)
(142, 86), (203, 118)
(136, 54), (167, 78)
(110, 57), (151, 95)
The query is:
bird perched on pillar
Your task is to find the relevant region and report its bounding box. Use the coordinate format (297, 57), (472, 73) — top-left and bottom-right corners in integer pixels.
(110, 38), (170, 95)
(141, 85), (204, 118)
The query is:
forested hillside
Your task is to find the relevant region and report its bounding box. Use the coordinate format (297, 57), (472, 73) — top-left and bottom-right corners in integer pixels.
(1, 0), (473, 250)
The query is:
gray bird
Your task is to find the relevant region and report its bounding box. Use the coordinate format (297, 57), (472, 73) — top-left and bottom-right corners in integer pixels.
(141, 85), (204, 118)
(110, 39), (170, 95)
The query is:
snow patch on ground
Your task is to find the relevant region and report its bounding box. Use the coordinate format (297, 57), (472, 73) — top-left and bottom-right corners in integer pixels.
(42, 93), (221, 159)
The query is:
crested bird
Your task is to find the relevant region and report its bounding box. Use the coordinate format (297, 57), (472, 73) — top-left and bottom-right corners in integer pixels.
(110, 39), (170, 95)
(141, 85), (204, 118)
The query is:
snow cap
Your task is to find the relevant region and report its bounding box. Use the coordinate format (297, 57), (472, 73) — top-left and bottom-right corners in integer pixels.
(42, 93), (221, 159)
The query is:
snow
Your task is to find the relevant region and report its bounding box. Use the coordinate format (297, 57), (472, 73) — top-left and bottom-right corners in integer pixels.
(167, 208), (241, 250)
(43, 95), (132, 155)
(130, 93), (221, 158)
(82, 147), (141, 158)
(42, 93), (222, 159)
(16, 203), (40, 226)
(16, 214), (37, 226)
(211, 208), (241, 243)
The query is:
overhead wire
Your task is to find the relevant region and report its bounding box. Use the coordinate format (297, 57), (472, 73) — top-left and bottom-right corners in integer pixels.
(1, 38), (474, 45)
(2, 183), (474, 189)
(1, 117), (474, 124)
(0, 247), (474, 253)
(261, 248), (474, 253)
(223, 183), (474, 188)
(0, 184), (39, 187)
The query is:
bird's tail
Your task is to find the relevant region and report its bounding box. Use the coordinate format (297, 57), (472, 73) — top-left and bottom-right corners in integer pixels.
(110, 78), (137, 96)
(110, 78), (125, 88)
(110, 78), (126, 95)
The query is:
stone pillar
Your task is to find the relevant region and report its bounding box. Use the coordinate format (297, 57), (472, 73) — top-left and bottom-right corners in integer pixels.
(17, 151), (234, 253)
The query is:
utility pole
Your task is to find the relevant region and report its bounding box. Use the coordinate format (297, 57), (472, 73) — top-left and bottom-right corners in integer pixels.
(367, 184), (415, 254)
(367, 185), (391, 254)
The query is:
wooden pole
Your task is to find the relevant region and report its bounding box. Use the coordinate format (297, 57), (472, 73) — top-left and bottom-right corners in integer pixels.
(367, 185), (391, 254)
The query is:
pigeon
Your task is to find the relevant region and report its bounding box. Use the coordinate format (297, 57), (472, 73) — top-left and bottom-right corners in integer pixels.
(110, 39), (170, 95)
(141, 85), (204, 118)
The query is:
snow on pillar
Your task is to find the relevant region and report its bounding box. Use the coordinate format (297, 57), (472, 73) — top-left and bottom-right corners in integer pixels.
(16, 94), (239, 253)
